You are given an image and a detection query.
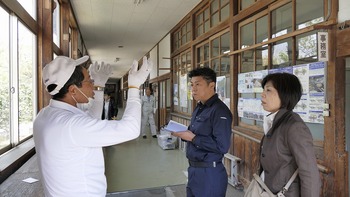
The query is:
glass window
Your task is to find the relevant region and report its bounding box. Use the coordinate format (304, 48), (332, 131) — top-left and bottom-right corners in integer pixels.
(17, 0), (36, 19)
(240, 22), (254, 48)
(173, 51), (192, 115)
(186, 21), (191, 41)
(272, 38), (293, 68)
(211, 0), (220, 26)
(0, 7), (11, 150)
(221, 56), (230, 75)
(195, 2), (229, 38)
(296, 0), (324, 29)
(220, 4), (229, 20)
(211, 0), (219, 13)
(221, 32), (230, 55)
(212, 58), (220, 73)
(236, 0), (326, 139)
(256, 16), (268, 43)
(204, 20), (210, 33)
(296, 31), (318, 65)
(204, 31), (231, 108)
(240, 0), (255, 10)
(211, 12), (220, 27)
(204, 43), (209, 61)
(196, 43), (210, 68)
(196, 12), (204, 36)
(212, 37), (220, 58)
(220, 32), (230, 75)
(209, 32), (231, 76)
(240, 50), (254, 73)
(53, 0), (60, 47)
(271, 3), (292, 38)
(221, 0), (229, 4)
(256, 46), (268, 70)
(18, 22), (36, 141)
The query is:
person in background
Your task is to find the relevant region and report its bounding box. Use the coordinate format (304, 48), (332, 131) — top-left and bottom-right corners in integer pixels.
(171, 67), (232, 197)
(141, 86), (157, 138)
(33, 56), (152, 197)
(102, 92), (118, 120)
(260, 72), (321, 196)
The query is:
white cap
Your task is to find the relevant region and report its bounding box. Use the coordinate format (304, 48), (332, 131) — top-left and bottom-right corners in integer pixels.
(43, 56), (89, 95)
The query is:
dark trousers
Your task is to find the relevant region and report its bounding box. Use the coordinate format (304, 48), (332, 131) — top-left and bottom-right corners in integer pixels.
(186, 163), (228, 197)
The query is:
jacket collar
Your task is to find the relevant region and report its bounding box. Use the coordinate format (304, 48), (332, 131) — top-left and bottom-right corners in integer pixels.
(50, 99), (86, 115)
(266, 108), (292, 137)
(198, 94), (219, 107)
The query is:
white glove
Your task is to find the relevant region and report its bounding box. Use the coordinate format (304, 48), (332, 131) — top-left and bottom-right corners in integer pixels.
(128, 56), (152, 87)
(89, 61), (112, 87)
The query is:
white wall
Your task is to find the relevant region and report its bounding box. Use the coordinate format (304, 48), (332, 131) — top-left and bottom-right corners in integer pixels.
(339, 0), (350, 22)
(148, 34), (171, 80)
(149, 46), (158, 80)
(158, 34), (171, 76)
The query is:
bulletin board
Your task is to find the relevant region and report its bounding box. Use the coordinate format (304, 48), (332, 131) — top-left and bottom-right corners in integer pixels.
(237, 61), (326, 124)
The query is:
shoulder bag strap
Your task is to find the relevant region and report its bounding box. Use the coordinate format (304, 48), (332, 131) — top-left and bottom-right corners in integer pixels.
(253, 174), (275, 195)
(280, 169), (299, 194)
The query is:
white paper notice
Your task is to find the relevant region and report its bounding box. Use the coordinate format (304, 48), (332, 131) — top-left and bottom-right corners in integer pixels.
(22, 177), (38, 184)
(165, 120), (188, 132)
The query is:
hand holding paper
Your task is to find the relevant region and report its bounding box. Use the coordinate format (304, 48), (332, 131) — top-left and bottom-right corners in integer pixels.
(165, 120), (187, 132)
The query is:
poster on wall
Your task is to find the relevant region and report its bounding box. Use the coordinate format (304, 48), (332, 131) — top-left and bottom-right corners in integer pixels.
(238, 70), (268, 93)
(237, 98), (264, 121)
(237, 61), (326, 124)
(216, 76), (230, 109)
(179, 74), (188, 108)
(173, 84), (178, 106)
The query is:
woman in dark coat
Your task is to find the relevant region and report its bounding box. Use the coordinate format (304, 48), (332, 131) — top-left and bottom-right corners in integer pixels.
(260, 72), (321, 196)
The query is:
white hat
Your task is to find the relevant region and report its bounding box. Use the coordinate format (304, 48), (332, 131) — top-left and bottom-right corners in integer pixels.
(43, 56), (89, 95)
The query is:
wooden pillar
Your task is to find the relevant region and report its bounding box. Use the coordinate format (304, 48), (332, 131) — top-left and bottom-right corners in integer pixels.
(71, 29), (78, 59)
(60, 1), (70, 56)
(37, 0), (53, 109)
(322, 24), (347, 196)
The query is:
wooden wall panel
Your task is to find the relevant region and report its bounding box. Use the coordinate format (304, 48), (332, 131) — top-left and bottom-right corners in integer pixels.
(233, 133), (260, 185)
(336, 25), (350, 57)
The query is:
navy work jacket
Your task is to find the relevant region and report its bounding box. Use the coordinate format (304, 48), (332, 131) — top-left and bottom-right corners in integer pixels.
(187, 94), (232, 162)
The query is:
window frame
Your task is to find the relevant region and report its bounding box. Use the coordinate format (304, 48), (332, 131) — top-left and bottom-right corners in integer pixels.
(235, 0), (327, 134)
(0, 3), (38, 154)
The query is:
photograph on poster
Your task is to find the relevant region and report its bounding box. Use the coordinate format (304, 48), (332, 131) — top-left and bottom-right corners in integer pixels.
(309, 75), (324, 93)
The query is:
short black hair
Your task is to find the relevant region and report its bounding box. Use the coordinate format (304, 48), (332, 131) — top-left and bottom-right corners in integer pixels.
(50, 66), (85, 100)
(188, 67), (216, 84)
(261, 72), (302, 110)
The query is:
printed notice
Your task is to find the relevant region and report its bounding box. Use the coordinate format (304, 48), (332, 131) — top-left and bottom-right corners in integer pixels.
(165, 120), (188, 132)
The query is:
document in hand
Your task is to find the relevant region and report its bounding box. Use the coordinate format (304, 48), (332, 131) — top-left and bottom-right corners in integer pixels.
(165, 120), (188, 132)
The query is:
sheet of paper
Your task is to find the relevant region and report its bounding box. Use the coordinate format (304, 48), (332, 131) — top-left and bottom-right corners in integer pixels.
(165, 120), (188, 132)
(22, 177), (38, 184)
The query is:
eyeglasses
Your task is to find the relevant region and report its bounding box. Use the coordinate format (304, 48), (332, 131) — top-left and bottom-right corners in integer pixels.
(82, 79), (95, 84)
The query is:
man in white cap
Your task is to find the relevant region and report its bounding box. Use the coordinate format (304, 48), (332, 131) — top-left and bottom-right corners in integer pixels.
(33, 56), (152, 197)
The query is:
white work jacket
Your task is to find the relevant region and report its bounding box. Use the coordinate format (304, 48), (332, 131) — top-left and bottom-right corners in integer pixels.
(33, 89), (141, 197)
